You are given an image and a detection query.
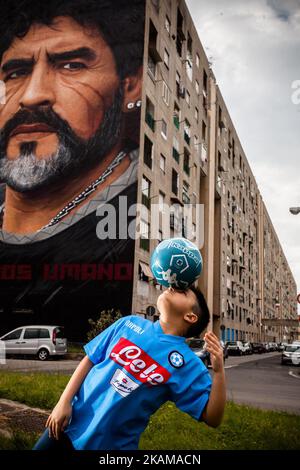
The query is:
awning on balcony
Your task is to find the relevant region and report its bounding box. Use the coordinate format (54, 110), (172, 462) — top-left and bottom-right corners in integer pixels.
(139, 261), (153, 278)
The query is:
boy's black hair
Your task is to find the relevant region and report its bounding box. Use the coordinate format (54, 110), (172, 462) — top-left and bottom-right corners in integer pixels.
(0, 0), (145, 79)
(185, 285), (210, 338)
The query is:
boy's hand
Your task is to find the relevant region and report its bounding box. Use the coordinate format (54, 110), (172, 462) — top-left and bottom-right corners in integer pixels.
(45, 400), (72, 440)
(204, 331), (224, 373)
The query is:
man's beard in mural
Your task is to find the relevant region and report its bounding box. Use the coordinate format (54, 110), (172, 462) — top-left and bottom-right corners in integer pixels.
(0, 86), (124, 193)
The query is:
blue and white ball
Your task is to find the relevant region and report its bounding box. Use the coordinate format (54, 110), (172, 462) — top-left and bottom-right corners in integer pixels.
(150, 238), (203, 290)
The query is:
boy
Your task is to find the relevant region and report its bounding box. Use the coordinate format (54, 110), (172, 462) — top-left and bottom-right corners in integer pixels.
(33, 286), (226, 450)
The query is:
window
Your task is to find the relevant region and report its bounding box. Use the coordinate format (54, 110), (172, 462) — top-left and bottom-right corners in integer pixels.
(140, 219), (150, 251)
(173, 135), (180, 162)
(141, 175), (151, 208)
(176, 71), (181, 100)
(160, 154), (166, 173)
(144, 135), (153, 169)
(145, 97), (155, 131)
(172, 168), (179, 195)
(165, 15), (171, 35)
(186, 33), (193, 82)
(182, 180), (190, 204)
(173, 103), (180, 129)
(183, 148), (190, 176)
(176, 7), (184, 57)
(185, 89), (190, 106)
(161, 119), (167, 139)
(196, 53), (200, 68)
(39, 329), (50, 339)
(203, 69), (208, 93)
(24, 328), (39, 339)
(54, 327), (64, 338)
(159, 191), (165, 212)
(164, 48), (170, 69)
(195, 107), (199, 122)
(195, 80), (200, 95)
(194, 135), (200, 157)
(147, 54), (156, 79)
(2, 328), (22, 341)
(202, 120), (207, 142)
(162, 80), (170, 106)
(184, 120), (191, 145)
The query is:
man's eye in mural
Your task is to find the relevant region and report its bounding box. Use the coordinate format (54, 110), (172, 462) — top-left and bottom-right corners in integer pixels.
(4, 68), (31, 81)
(60, 62), (87, 71)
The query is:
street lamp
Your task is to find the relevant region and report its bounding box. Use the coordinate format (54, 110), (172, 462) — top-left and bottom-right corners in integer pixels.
(289, 207), (300, 215)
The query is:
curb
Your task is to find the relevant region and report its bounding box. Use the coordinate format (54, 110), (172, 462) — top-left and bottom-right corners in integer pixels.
(65, 353), (85, 361)
(288, 371), (300, 380)
(0, 398), (49, 415)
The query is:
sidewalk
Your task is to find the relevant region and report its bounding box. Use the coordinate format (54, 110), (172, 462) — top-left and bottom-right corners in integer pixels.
(0, 398), (48, 439)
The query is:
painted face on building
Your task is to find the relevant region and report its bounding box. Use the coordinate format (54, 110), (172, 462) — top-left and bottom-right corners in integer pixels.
(0, 16), (141, 192)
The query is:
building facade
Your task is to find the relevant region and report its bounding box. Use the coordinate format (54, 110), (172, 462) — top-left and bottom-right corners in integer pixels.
(132, 0), (298, 342)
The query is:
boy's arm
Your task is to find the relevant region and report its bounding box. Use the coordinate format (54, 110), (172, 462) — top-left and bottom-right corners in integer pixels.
(201, 331), (226, 428)
(46, 355), (94, 440)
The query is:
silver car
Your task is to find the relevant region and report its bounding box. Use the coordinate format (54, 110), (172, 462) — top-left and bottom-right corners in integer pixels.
(0, 325), (67, 361)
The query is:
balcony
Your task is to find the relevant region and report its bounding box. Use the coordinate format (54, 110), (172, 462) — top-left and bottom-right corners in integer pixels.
(140, 238), (150, 252)
(183, 163), (190, 176)
(172, 148), (180, 163)
(184, 131), (190, 146)
(173, 115), (180, 129)
(145, 113), (155, 132)
(141, 194), (151, 209)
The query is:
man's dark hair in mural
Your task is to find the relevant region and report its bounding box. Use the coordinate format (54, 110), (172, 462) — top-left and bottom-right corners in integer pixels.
(0, 0), (145, 340)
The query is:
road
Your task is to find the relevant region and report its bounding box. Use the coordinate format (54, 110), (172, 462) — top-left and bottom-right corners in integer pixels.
(225, 354), (300, 415)
(1, 352), (300, 415)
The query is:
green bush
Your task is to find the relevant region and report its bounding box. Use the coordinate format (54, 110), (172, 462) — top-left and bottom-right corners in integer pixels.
(87, 308), (122, 342)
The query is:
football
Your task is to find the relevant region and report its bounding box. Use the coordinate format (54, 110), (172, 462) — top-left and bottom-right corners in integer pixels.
(150, 238), (203, 290)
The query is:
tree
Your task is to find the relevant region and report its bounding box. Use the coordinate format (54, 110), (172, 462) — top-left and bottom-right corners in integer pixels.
(87, 309), (122, 342)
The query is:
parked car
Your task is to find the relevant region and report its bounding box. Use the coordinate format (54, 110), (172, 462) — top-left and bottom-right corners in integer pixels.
(266, 342), (276, 352)
(0, 325), (67, 361)
(250, 342), (266, 354)
(186, 337), (227, 367)
(291, 340), (300, 347)
(281, 345), (300, 366)
(226, 341), (246, 356)
(277, 342), (289, 351)
(242, 342), (253, 355)
(220, 340), (229, 359)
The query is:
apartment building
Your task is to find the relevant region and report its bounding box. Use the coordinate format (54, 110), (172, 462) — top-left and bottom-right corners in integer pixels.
(132, 0), (298, 342)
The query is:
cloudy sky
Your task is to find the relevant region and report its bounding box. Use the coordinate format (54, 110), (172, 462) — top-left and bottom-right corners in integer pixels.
(186, 0), (300, 313)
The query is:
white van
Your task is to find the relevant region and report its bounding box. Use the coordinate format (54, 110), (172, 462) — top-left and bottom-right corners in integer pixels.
(0, 325), (67, 361)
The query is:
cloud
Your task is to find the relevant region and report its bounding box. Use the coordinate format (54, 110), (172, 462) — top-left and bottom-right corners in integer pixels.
(186, 0), (300, 311)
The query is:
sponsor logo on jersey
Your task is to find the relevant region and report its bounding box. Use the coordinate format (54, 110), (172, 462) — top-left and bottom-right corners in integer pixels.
(168, 351), (185, 368)
(110, 368), (140, 397)
(110, 338), (171, 386)
(125, 319), (145, 335)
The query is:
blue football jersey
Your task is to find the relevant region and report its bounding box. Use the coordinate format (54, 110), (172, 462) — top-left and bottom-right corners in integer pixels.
(65, 315), (212, 450)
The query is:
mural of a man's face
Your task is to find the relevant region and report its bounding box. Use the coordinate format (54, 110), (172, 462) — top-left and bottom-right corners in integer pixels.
(0, 16), (127, 192)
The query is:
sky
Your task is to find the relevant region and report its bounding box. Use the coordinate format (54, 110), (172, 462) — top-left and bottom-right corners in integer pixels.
(186, 0), (300, 314)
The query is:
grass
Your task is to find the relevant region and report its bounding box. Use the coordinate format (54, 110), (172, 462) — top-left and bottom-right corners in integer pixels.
(0, 431), (39, 450)
(0, 372), (69, 409)
(0, 372), (300, 450)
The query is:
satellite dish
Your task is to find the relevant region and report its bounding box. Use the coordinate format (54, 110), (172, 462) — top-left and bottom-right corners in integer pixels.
(146, 305), (156, 316)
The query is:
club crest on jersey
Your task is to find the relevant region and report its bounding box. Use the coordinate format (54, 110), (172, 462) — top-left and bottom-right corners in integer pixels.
(168, 351), (184, 368)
